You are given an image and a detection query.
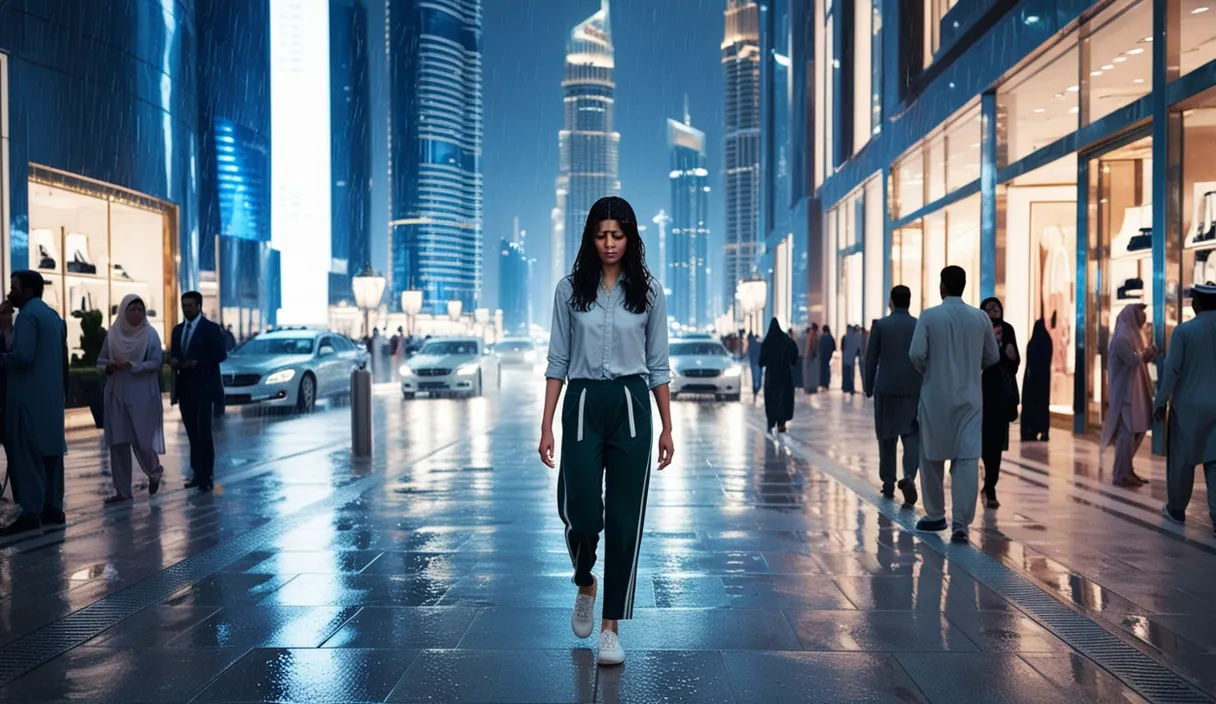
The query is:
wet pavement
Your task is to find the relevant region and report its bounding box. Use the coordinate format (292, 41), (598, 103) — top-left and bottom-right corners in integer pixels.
(0, 371), (1212, 702)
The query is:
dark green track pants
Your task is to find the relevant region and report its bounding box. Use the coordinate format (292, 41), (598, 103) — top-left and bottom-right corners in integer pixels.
(557, 376), (653, 620)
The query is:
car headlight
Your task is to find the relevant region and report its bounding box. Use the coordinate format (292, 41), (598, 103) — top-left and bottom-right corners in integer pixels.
(524, 351), (537, 362)
(399, 365), (414, 377)
(265, 368), (297, 384)
(723, 366), (742, 378)
(456, 363), (480, 376)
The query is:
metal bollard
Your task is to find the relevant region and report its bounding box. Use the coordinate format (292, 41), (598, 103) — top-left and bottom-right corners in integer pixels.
(351, 366), (373, 458)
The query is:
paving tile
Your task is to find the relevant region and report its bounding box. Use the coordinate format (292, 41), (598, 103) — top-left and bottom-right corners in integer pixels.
(243, 550), (385, 574)
(457, 607), (597, 651)
(437, 574), (655, 609)
(161, 572), (296, 607)
(1021, 653), (1149, 703)
(653, 575), (854, 609)
(942, 611), (1071, 653)
(595, 650), (734, 704)
(721, 651), (928, 703)
(168, 606), (359, 649)
(85, 605), (220, 647)
(194, 647), (417, 703)
(895, 652), (1073, 704)
(833, 574), (1016, 612)
(0, 646), (242, 703)
(260, 573), (454, 607)
(624, 609), (802, 651)
(787, 610), (980, 652)
(386, 649), (596, 703)
(322, 607), (478, 649)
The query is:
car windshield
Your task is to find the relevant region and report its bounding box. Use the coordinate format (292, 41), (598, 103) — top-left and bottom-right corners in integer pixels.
(233, 338), (316, 356)
(420, 340), (479, 356)
(497, 341), (534, 352)
(670, 342), (728, 357)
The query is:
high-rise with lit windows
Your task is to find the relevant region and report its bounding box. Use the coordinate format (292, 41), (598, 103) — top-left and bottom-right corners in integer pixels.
(668, 112), (710, 328)
(723, 0), (761, 312)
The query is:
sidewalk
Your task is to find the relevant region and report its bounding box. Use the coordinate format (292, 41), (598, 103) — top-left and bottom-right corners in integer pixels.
(748, 389), (1216, 694)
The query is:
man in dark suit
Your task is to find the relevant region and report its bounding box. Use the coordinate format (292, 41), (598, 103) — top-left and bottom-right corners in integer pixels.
(863, 285), (923, 507)
(169, 291), (227, 492)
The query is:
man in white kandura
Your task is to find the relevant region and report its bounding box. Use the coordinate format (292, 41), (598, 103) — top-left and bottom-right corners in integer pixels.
(909, 266), (1000, 543)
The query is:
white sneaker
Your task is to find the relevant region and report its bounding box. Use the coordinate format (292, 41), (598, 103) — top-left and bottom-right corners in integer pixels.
(571, 585), (595, 639)
(598, 630), (625, 666)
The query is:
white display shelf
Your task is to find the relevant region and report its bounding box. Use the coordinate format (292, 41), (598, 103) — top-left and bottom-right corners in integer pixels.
(1111, 246), (1153, 261)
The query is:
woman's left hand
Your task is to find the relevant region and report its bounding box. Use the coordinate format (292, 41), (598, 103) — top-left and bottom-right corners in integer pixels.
(657, 429), (674, 470)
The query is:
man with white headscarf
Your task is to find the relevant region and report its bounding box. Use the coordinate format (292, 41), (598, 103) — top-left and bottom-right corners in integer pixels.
(97, 294), (165, 503)
(1100, 304), (1157, 487)
(1155, 282), (1216, 532)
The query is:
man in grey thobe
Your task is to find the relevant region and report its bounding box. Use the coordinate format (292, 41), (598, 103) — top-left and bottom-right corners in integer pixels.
(0, 271), (68, 536)
(908, 266), (999, 542)
(841, 326), (863, 394)
(1154, 282), (1216, 532)
(864, 285), (922, 507)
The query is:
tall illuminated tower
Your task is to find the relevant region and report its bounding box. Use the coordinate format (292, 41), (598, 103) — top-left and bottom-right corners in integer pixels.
(722, 0), (760, 309)
(668, 109), (710, 328)
(553, 0), (619, 286)
(388, 0), (483, 314)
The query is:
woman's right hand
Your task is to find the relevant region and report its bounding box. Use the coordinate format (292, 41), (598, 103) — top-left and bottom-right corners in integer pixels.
(538, 426), (556, 468)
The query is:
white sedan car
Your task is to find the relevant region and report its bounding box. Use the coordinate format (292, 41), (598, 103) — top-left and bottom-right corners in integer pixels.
(221, 330), (367, 412)
(494, 337), (539, 366)
(669, 339), (743, 401)
(400, 337), (501, 398)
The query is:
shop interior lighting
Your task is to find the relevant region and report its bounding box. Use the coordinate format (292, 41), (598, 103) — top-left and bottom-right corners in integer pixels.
(1133, 78), (1145, 83)
(1142, 36), (1152, 42)
(1114, 56), (1127, 63)
(1128, 48), (1145, 55)
(1068, 107), (1080, 114)
(1194, 6), (1210, 13)
(1034, 107), (1046, 113)
(1091, 70), (1103, 76)
(1066, 85), (1080, 92)
(1102, 64), (1115, 70)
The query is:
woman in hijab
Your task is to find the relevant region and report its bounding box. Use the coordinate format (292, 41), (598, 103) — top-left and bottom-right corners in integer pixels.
(803, 324), (820, 394)
(980, 297), (1020, 508)
(1021, 319), (1053, 441)
(1100, 304), (1157, 487)
(97, 294), (165, 503)
(818, 325), (836, 390)
(760, 318), (799, 432)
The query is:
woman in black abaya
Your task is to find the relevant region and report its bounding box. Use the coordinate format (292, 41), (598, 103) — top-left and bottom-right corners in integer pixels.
(1021, 319), (1053, 441)
(760, 318), (799, 432)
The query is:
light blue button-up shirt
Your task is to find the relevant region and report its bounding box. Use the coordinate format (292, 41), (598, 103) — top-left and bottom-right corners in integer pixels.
(545, 275), (671, 389)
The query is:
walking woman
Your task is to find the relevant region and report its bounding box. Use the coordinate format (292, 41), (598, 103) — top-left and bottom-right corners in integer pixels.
(539, 196), (674, 667)
(804, 324), (820, 393)
(1101, 304), (1157, 487)
(1021, 319), (1053, 441)
(98, 294), (165, 503)
(760, 318), (799, 432)
(790, 327), (804, 390)
(818, 325), (836, 390)
(979, 297), (1020, 508)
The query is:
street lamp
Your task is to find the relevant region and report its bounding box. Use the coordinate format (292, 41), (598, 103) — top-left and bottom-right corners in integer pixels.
(447, 300), (463, 333)
(401, 290), (423, 337)
(352, 265), (386, 339)
(736, 279), (768, 336)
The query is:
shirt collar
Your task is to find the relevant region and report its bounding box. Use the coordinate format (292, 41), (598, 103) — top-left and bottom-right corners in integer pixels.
(942, 297), (964, 305)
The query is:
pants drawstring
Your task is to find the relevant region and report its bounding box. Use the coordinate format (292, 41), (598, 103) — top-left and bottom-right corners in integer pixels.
(577, 388), (587, 442)
(625, 387), (637, 438)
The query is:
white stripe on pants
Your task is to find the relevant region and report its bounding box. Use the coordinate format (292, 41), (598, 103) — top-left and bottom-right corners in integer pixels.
(110, 443), (162, 499)
(919, 457), (979, 529)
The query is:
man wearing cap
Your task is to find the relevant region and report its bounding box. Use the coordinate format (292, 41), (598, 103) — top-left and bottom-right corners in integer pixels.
(1154, 281), (1216, 533)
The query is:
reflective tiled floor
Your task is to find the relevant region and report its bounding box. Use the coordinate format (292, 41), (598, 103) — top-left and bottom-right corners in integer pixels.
(0, 372), (1210, 702)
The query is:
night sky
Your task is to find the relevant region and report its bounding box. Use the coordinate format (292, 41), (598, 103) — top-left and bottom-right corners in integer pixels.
(479, 0), (727, 313)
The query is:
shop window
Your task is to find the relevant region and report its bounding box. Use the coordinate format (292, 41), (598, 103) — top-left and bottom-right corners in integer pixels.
(853, 0), (874, 151)
(893, 222), (924, 315)
(927, 133), (947, 204)
(945, 193), (981, 306)
(814, 0), (826, 188)
(870, 2), (882, 137)
(1181, 0), (1216, 76)
(923, 0), (959, 67)
(864, 177), (884, 323)
(997, 40), (1080, 165)
(825, 14), (835, 176)
(1085, 0), (1152, 125)
(945, 107), (981, 192)
(891, 147), (925, 219)
(925, 209), (947, 303)
(1182, 108), (1216, 324)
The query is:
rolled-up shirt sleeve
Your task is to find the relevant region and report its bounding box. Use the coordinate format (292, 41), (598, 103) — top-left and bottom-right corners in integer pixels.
(644, 281), (671, 388)
(545, 280), (572, 382)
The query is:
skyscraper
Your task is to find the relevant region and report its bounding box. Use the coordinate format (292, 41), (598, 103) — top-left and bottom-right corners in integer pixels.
(330, 0), (372, 307)
(722, 0), (761, 309)
(499, 235), (532, 334)
(553, 0), (619, 286)
(388, 0), (483, 314)
(668, 110), (710, 328)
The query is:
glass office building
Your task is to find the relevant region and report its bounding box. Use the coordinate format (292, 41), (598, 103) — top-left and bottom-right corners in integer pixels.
(667, 115), (711, 329)
(814, 0), (1216, 436)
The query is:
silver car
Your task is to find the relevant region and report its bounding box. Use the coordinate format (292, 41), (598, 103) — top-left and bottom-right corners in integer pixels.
(401, 337), (501, 398)
(494, 337), (539, 366)
(221, 330), (367, 412)
(669, 339), (743, 401)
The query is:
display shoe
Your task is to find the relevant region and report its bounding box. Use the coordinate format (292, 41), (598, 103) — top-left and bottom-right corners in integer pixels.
(1201, 192), (1216, 243)
(1127, 228), (1153, 252)
(38, 245), (57, 271)
(1117, 278), (1144, 300)
(67, 250), (97, 275)
(112, 263), (134, 281)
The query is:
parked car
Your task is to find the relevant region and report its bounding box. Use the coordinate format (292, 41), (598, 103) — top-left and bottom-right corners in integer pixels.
(494, 337), (539, 366)
(221, 329), (367, 412)
(400, 337), (501, 398)
(669, 339), (742, 401)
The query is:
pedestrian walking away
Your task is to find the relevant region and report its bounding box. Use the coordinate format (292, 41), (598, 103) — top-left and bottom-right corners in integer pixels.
(747, 332), (763, 396)
(1100, 304), (1156, 488)
(979, 297), (1021, 508)
(539, 196), (674, 668)
(98, 294), (166, 504)
(1021, 319), (1053, 441)
(1154, 282), (1216, 531)
(803, 323), (820, 394)
(863, 285), (922, 506)
(0, 303), (14, 505)
(841, 325), (862, 394)
(818, 325), (836, 390)
(0, 270), (68, 536)
(760, 318), (799, 433)
(909, 266), (999, 543)
(791, 327), (806, 390)
(170, 291), (227, 492)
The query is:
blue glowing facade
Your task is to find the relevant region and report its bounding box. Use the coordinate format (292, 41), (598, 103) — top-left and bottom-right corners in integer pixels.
(388, 0), (483, 314)
(667, 117), (711, 329)
(498, 237), (532, 334)
(330, 0), (373, 306)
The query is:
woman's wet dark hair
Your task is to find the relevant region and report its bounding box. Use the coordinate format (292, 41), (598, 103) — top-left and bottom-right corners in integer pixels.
(568, 196), (654, 314)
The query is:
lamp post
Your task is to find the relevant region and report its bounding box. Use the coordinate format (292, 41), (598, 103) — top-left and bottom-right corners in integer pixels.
(736, 279), (768, 336)
(447, 300), (463, 334)
(352, 265), (387, 339)
(401, 290), (423, 338)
